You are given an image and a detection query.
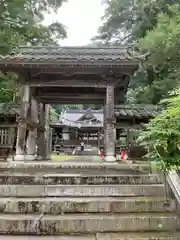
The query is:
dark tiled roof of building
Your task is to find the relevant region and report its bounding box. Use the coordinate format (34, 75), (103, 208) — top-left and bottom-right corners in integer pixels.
(114, 104), (159, 118)
(0, 103), (19, 116)
(61, 109), (103, 124)
(60, 105), (158, 124)
(0, 104), (158, 119)
(0, 46), (138, 62)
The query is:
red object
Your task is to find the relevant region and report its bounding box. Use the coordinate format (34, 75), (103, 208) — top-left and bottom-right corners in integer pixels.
(121, 151), (125, 160)
(100, 151), (104, 158)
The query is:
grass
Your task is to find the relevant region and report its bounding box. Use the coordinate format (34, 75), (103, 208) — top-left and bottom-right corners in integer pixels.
(51, 153), (77, 161)
(51, 154), (103, 162)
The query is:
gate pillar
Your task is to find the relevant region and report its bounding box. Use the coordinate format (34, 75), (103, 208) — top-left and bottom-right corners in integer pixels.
(14, 84), (30, 161)
(104, 84), (116, 162)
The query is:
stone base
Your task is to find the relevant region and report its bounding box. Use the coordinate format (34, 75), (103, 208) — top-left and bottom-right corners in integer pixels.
(37, 156), (43, 161)
(14, 154), (37, 161)
(14, 154), (26, 161)
(105, 156), (116, 162)
(7, 156), (14, 162)
(25, 155), (37, 161)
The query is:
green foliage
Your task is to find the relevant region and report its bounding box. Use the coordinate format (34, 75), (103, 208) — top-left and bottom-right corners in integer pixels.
(137, 89), (180, 169)
(95, 0), (180, 105)
(0, 0), (67, 104)
(133, 4), (180, 104)
(0, 0), (67, 54)
(50, 108), (59, 121)
(0, 72), (20, 103)
(95, 0), (176, 44)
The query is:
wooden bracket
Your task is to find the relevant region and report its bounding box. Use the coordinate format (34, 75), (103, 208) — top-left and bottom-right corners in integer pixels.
(105, 117), (116, 124)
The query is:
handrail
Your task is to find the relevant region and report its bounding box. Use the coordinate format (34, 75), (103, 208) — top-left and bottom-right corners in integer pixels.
(153, 146), (169, 204)
(153, 145), (180, 207)
(167, 170), (180, 208)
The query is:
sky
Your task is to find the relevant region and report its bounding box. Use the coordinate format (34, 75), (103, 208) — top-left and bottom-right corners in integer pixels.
(44, 0), (104, 46)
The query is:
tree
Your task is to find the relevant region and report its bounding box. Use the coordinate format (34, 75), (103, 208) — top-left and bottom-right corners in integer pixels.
(134, 5), (180, 104)
(137, 89), (180, 170)
(0, 0), (67, 54)
(95, 0), (176, 44)
(94, 0), (180, 104)
(0, 0), (67, 103)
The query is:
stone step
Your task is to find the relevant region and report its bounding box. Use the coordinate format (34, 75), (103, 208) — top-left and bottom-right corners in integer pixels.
(97, 232), (180, 240)
(0, 237), (95, 240)
(0, 161), (150, 174)
(0, 213), (179, 233)
(0, 184), (165, 197)
(0, 233), (180, 240)
(0, 197), (175, 214)
(0, 236), (95, 240)
(0, 173), (162, 185)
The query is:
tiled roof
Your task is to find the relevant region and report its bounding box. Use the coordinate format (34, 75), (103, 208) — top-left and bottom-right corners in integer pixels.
(60, 105), (158, 124)
(0, 103), (19, 116)
(114, 104), (159, 118)
(60, 109), (103, 124)
(0, 46), (138, 62)
(0, 104), (158, 119)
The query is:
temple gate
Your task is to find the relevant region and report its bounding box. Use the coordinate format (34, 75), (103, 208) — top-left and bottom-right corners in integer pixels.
(0, 46), (139, 161)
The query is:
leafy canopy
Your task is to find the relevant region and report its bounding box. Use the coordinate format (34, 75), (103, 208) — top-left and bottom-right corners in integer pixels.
(0, 0), (67, 54)
(95, 0), (175, 44)
(137, 89), (180, 169)
(0, 0), (67, 103)
(95, 0), (180, 105)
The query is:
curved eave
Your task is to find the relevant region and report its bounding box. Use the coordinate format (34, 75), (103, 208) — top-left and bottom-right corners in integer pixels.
(0, 59), (139, 66)
(0, 60), (139, 77)
(0, 113), (17, 117)
(115, 113), (154, 120)
(50, 123), (65, 128)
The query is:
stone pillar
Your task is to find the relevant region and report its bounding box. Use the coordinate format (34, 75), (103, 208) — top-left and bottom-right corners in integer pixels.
(103, 104), (107, 154)
(104, 84), (116, 162)
(14, 84), (30, 161)
(47, 127), (53, 160)
(97, 128), (100, 154)
(26, 97), (38, 160)
(44, 104), (52, 160)
(37, 103), (45, 160)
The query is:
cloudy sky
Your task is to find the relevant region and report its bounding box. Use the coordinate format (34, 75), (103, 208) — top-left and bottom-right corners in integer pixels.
(44, 0), (104, 46)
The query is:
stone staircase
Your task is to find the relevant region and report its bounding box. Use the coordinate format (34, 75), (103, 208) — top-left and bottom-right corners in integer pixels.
(0, 161), (179, 239)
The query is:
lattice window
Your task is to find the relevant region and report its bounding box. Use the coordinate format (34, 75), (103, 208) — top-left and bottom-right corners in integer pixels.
(0, 127), (15, 145)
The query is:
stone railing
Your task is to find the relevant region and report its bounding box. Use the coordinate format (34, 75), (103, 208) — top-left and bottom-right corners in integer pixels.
(167, 170), (180, 209)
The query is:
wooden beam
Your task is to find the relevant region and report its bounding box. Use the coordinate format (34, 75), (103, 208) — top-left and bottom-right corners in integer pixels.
(40, 94), (105, 100)
(0, 124), (17, 128)
(17, 118), (45, 132)
(115, 123), (143, 129)
(28, 75), (129, 88)
(41, 99), (104, 104)
(29, 80), (107, 88)
(39, 92), (105, 96)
